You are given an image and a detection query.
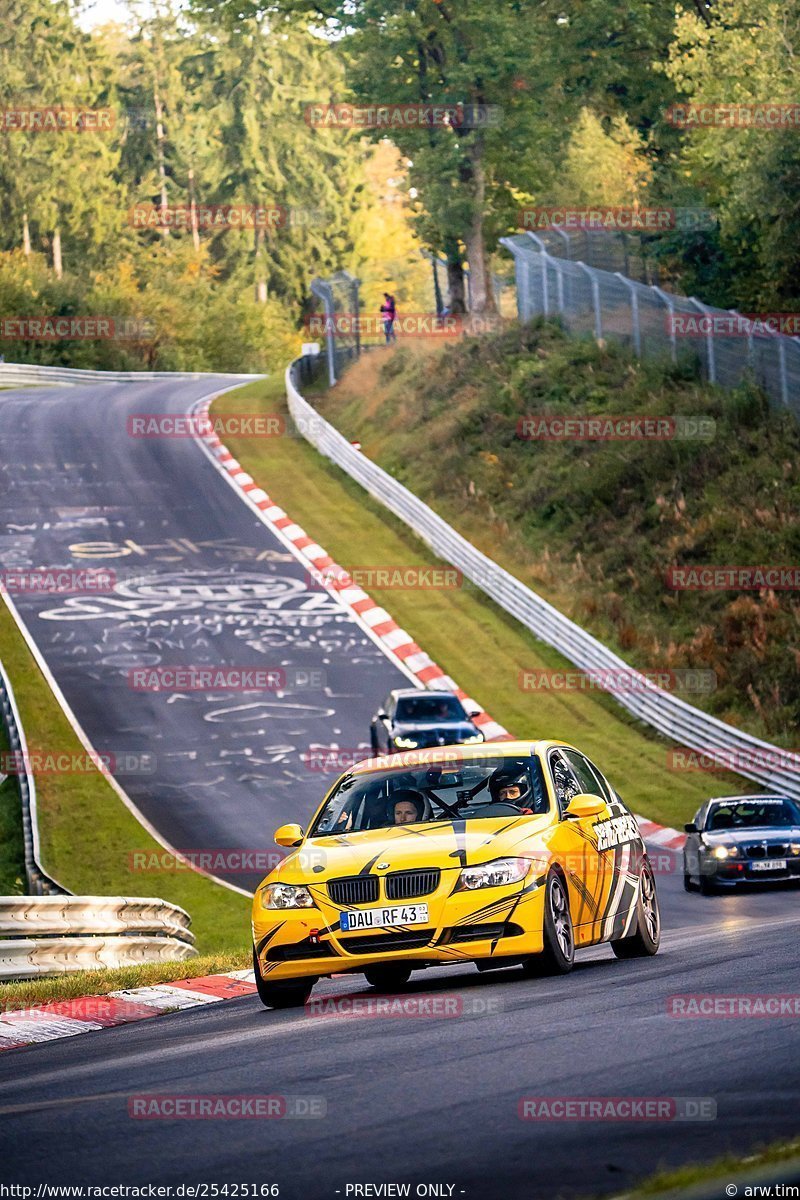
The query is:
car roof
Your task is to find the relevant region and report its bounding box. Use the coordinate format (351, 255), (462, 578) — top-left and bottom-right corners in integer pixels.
(350, 739), (577, 775)
(390, 688), (460, 700)
(706, 794), (791, 805)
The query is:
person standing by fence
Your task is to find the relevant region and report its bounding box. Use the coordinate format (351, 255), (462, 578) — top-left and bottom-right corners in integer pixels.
(380, 292), (397, 344)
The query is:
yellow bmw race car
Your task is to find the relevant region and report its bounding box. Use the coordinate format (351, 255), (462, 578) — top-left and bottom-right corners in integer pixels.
(251, 740), (660, 1008)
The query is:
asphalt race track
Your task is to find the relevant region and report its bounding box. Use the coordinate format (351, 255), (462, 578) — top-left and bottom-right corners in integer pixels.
(0, 379), (799, 1195)
(0, 379), (411, 890)
(1, 860), (799, 1196)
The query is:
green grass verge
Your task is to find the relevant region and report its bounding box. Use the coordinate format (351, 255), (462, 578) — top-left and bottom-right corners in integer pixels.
(0, 601), (251, 953)
(0, 756), (26, 895)
(0, 951), (252, 1012)
(213, 375), (747, 829)
(623, 1137), (800, 1197)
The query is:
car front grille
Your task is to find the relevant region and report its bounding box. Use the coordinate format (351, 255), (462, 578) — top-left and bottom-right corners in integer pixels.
(266, 938), (337, 962)
(385, 869), (440, 900)
(328, 876), (380, 906)
(338, 930), (433, 954)
(745, 843), (788, 859)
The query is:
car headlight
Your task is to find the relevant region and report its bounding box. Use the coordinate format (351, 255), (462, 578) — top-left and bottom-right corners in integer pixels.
(461, 733), (485, 744)
(460, 857), (530, 889)
(393, 736), (419, 749)
(790, 844), (800, 856)
(261, 883), (315, 909)
(711, 845), (739, 860)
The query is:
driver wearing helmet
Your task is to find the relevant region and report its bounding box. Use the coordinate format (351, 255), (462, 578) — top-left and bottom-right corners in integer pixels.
(489, 768), (535, 814)
(388, 788), (427, 826)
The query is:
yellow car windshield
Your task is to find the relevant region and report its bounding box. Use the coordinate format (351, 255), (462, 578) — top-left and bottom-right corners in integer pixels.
(310, 756), (549, 835)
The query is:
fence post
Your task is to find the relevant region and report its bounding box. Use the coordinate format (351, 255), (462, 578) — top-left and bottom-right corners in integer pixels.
(514, 254), (525, 320)
(576, 262), (602, 341)
(653, 287), (678, 364)
(310, 278), (336, 387)
(689, 297), (716, 383)
(615, 272), (641, 357)
(778, 337), (789, 408)
(350, 275), (361, 361)
(432, 257), (444, 315)
(551, 227), (572, 259)
(621, 231), (630, 277)
(525, 232), (549, 315)
(736, 309), (754, 377)
(554, 259), (565, 315)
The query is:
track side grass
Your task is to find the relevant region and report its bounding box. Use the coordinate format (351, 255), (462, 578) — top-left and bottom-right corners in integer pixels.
(0, 602), (250, 954)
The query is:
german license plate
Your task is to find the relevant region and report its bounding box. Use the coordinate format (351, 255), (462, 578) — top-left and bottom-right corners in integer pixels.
(340, 903), (429, 932)
(750, 859), (786, 871)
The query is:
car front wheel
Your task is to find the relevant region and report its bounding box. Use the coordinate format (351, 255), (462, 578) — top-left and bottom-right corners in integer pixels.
(611, 862), (661, 958)
(523, 869), (575, 976)
(253, 947), (314, 1009)
(698, 869), (717, 895)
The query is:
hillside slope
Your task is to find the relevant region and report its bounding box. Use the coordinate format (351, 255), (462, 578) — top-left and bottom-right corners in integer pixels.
(317, 324), (800, 745)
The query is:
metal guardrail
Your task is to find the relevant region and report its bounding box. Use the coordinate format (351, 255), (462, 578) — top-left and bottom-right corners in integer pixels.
(0, 658), (65, 896)
(0, 363), (263, 387)
(0, 896), (194, 940)
(1, 937), (197, 980)
(286, 358), (800, 801)
(0, 897), (196, 979)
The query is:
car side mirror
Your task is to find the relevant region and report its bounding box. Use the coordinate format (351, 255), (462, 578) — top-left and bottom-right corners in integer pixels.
(377, 710), (388, 720)
(274, 822), (304, 848)
(684, 822), (699, 834)
(465, 707), (481, 719)
(565, 794), (607, 819)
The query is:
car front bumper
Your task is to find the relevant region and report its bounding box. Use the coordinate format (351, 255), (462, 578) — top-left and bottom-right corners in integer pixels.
(253, 882), (547, 981)
(704, 857), (800, 885)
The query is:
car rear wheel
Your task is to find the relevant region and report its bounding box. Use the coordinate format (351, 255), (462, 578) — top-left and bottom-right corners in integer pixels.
(252, 946), (314, 1009)
(363, 964), (413, 990)
(611, 863), (661, 958)
(523, 870), (574, 976)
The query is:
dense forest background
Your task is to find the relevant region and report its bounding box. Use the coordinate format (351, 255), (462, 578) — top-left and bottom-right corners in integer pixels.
(0, 0), (797, 371)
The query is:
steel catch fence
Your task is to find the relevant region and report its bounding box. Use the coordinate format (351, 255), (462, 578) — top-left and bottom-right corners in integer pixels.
(500, 233), (800, 420)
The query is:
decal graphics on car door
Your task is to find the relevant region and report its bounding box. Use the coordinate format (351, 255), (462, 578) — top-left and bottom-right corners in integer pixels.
(545, 750), (601, 942)
(566, 750), (643, 943)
